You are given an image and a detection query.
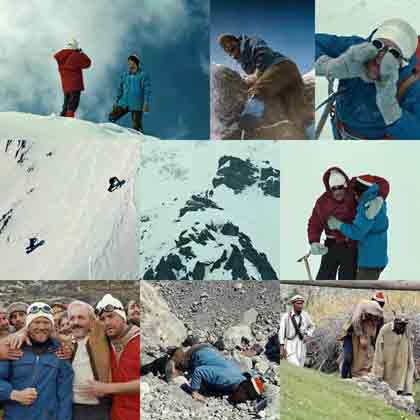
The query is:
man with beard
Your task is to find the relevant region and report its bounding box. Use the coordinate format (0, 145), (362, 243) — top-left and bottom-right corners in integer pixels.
(67, 300), (111, 420)
(51, 302), (67, 324)
(0, 302), (73, 420)
(82, 294), (140, 420)
(373, 314), (415, 396)
(308, 167), (389, 280)
(126, 300), (140, 327)
(279, 295), (315, 367)
(7, 303), (28, 332)
(57, 312), (72, 336)
(0, 306), (10, 340)
(338, 300), (384, 378)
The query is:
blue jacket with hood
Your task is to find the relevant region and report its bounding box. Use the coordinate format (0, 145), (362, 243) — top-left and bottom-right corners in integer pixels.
(316, 31), (420, 139)
(339, 184), (389, 269)
(116, 68), (151, 111)
(237, 35), (287, 75)
(0, 339), (73, 420)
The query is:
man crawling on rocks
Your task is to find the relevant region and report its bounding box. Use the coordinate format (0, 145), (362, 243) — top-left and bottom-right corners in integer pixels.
(144, 343), (265, 404)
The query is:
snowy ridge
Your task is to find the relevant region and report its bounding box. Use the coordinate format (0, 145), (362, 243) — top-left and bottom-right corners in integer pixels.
(0, 112), (151, 280)
(139, 143), (280, 280)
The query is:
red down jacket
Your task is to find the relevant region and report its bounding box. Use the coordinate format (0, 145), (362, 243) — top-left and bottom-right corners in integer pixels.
(54, 49), (91, 94)
(307, 166), (390, 245)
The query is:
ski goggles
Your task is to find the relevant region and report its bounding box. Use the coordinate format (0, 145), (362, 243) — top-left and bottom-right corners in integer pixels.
(331, 185), (346, 192)
(95, 303), (124, 316)
(28, 304), (52, 315)
(372, 39), (405, 61)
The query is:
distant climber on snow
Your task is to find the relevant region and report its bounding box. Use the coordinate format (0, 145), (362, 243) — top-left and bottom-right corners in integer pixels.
(109, 54), (151, 133)
(316, 18), (420, 139)
(218, 33), (308, 139)
(54, 38), (91, 118)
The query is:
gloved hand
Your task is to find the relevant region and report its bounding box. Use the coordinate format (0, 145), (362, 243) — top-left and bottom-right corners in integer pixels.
(310, 242), (328, 256)
(375, 52), (402, 125)
(315, 42), (378, 81)
(328, 216), (343, 230)
(365, 196), (384, 219)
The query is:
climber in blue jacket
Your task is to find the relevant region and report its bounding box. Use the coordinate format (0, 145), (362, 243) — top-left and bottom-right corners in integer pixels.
(328, 175), (389, 280)
(167, 344), (264, 404)
(316, 18), (420, 139)
(109, 54), (151, 133)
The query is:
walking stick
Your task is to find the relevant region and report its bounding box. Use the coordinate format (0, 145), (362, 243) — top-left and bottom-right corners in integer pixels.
(297, 252), (313, 280)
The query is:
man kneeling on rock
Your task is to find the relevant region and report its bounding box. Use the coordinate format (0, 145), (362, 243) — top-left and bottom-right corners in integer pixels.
(372, 313), (415, 397)
(167, 344), (264, 404)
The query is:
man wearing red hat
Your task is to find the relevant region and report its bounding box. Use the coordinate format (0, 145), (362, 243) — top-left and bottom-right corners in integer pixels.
(328, 175), (389, 280)
(308, 167), (389, 280)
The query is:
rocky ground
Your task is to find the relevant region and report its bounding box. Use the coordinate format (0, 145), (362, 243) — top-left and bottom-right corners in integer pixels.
(0, 280), (139, 306)
(141, 281), (281, 420)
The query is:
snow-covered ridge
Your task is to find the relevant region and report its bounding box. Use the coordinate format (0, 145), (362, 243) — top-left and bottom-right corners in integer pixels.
(139, 150), (280, 280)
(0, 112), (150, 280)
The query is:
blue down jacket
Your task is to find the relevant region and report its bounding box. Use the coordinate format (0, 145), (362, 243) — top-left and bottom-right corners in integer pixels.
(316, 32), (420, 139)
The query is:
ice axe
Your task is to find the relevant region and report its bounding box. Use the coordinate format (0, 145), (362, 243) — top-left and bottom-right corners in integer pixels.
(297, 252), (313, 280)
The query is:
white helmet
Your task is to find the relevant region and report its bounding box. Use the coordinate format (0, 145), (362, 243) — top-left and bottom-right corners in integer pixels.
(373, 18), (417, 60)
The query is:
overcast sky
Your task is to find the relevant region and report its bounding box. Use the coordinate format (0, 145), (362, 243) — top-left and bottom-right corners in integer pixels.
(279, 141), (420, 281)
(0, 0), (209, 139)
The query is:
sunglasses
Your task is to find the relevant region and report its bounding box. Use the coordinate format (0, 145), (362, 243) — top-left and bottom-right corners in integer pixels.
(372, 39), (404, 61)
(95, 304), (124, 316)
(331, 185), (346, 192)
(28, 304), (52, 315)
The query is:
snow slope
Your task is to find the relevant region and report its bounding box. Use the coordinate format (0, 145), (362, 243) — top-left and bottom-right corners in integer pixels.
(0, 112), (150, 280)
(138, 141), (280, 280)
(316, 0), (420, 139)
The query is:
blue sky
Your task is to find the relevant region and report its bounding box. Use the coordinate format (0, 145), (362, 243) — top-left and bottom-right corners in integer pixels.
(211, 0), (314, 74)
(0, 0), (209, 140)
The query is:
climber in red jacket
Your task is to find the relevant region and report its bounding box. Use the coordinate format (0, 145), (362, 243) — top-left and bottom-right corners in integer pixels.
(307, 167), (390, 280)
(54, 38), (91, 118)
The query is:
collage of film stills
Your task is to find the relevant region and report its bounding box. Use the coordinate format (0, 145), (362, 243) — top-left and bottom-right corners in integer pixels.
(1, 1), (420, 420)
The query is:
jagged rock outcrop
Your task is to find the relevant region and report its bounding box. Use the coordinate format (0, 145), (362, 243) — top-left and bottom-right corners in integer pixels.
(211, 64), (315, 140)
(140, 282), (187, 350)
(140, 154), (280, 280)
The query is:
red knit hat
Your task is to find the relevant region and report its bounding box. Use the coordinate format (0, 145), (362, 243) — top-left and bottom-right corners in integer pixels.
(356, 175), (376, 187)
(373, 291), (385, 303)
(251, 376), (265, 395)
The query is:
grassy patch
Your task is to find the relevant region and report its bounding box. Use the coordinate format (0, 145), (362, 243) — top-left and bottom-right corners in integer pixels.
(280, 362), (418, 420)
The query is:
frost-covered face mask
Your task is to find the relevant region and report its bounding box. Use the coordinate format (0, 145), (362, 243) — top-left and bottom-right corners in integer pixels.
(393, 320), (408, 335)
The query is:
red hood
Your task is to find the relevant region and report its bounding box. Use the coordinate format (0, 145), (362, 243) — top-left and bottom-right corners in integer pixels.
(54, 49), (75, 64)
(323, 166), (350, 193)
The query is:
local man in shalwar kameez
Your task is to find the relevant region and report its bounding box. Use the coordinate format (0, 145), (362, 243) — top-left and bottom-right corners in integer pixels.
(338, 300), (384, 377)
(373, 314), (415, 396)
(279, 295), (315, 367)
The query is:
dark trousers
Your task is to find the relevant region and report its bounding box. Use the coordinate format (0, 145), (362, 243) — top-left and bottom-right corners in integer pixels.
(73, 402), (110, 420)
(356, 267), (384, 280)
(341, 334), (353, 378)
(109, 105), (143, 132)
(61, 91), (81, 116)
(316, 242), (357, 280)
